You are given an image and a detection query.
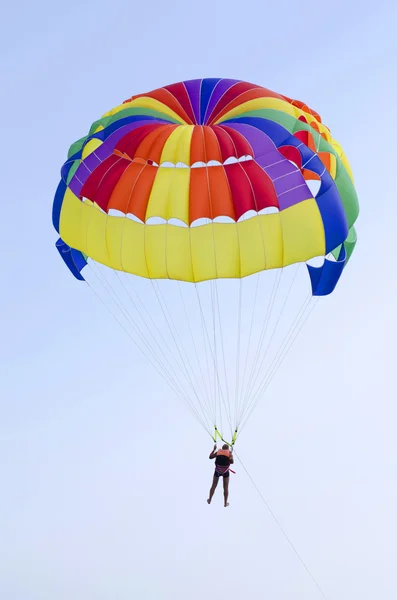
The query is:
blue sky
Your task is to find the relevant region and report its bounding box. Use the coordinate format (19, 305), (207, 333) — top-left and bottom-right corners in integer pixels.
(1, 0), (396, 598)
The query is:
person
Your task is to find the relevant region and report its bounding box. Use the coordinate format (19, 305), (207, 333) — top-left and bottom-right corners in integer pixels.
(207, 443), (234, 507)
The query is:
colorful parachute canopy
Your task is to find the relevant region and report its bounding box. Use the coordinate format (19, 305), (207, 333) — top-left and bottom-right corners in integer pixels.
(53, 78), (358, 296)
(53, 79), (359, 442)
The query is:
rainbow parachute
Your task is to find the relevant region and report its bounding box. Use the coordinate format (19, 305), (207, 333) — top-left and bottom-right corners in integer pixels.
(53, 78), (359, 442)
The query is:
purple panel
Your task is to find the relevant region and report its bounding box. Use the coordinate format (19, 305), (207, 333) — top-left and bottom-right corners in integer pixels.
(184, 79), (201, 124)
(83, 151), (102, 172)
(274, 171), (307, 195)
(255, 150), (284, 169)
(69, 121), (156, 195)
(253, 147), (312, 209)
(223, 122), (275, 157)
(265, 160), (297, 180)
(278, 185), (311, 210)
(69, 177), (82, 196)
(204, 79), (240, 124)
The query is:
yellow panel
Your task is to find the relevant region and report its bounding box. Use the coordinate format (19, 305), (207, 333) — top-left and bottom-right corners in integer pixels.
(258, 213), (284, 269)
(330, 137), (354, 181)
(165, 226), (194, 281)
(160, 125), (193, 165)
(120, 218), (149, 277)
(102, 97), (186, 125)
(213, 224), (240, 278)
(59, 190), (326, 282)
(237, 218), (267, 276)
(280, 198), (325, 266)
(168, 168), (190, 223)
(146, 168), (190, 223)
(105, 217), (125, 272)
(144, 224), (168, 278)
(85, 204), (110, 267)
(190, 225), (218, 281)
(59, 188), (88, 253)
(82, 138), (103, 159)
(329, 153), (337, 179)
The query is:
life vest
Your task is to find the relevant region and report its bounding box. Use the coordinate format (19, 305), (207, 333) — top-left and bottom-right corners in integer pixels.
(215, 449), (231, 475)
(216, 449), (231, 459)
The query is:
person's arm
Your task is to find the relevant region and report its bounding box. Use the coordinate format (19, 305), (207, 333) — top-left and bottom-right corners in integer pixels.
(229, 453), (234, 464)
(209, 444), (217, 459)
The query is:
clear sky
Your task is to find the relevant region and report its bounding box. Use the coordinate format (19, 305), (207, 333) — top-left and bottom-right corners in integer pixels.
(1, 1), (396, 599)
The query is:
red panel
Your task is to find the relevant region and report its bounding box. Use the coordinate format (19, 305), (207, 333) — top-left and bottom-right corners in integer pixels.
(217, 125), (253, 157)
(115, 123), (164, 158)
(190, 126), (206, 164)
(225, 163), (257, 220)
(123, 88), (194, 124)
(164, 82), (197, 125)
(208, 167), (235, 220)
(212, 126), (238, 162)
(90, 158), (131, 211)
(189, 168), (211, 222)
(241, 160), (279, 212)
(278, 145), (303, 168)
(81, 154), (124, 202)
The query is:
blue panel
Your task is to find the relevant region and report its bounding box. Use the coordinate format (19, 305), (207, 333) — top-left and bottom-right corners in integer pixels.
(52, 179), (66, 233)
(56, 238), (87, 281)
(296, 146), (326, 177)
(316, 183), (349, 253)
(307, 245), (346, 296)
(61, 151), (80, 183)
(71, 248), (88, 274)
(100, 115), (168, 138)
(200, 78), (222, 124)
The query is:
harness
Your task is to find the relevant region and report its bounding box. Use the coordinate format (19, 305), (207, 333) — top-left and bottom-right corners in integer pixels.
(215, 449), (233, 475)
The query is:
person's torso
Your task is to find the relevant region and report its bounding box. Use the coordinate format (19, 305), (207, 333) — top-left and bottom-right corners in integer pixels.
(215, 450), (231, 466)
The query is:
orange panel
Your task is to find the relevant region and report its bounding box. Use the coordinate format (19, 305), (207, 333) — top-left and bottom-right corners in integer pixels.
(108, 162), (157, 221)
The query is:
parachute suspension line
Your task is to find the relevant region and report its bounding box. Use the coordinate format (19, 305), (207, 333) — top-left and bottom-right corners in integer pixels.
(234, 277), (243, 430)
(234, 450), (329, 600)
(239, 272), (260, 423)
(238, 295), (318, 434)
(212, 280), (235, 438)
(117, 271), (214, 430)
(114, 270), (206, 408)
(88, 263), (212, 433)
(243, 264), (301, 413)
(210, 280), (219, 433)
(194, 282), (216, 422)
(202, 132), (234, 440)
(240, 269), (283, 423)
(238, 294), (312, 432)
(88, 262), (182, 385)
(213, 280), (233, 435)
(248, 296), (319, 417)
(84, 267), (212, 436)
(194, 283), (233, 437)
(149, 279), (214, 430)
(195, 282), (218, 428)
(177, 282), (214, 423)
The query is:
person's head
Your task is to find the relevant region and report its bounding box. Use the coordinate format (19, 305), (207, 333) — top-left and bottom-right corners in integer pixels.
(222, 444), (229, 451)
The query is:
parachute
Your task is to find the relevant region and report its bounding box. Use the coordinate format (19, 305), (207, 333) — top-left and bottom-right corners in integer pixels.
(53, 78), (359, 445)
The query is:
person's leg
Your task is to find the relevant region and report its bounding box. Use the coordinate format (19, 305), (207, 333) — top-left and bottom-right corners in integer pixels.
(207, 474), (219, 504)
(223, 474), (230, 507)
